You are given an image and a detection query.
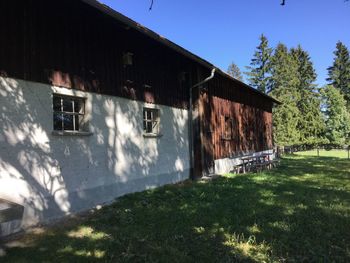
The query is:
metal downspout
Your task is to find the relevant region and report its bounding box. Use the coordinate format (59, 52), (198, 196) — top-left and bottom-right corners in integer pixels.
(189, 68), (216, 179)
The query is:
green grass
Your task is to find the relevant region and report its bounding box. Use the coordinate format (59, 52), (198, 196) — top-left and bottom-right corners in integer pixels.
(2, 151), (350, 262)
(297, 149), (350, 159)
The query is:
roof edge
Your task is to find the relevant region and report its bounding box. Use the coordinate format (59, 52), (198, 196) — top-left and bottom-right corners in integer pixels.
(81, 0), (281, 105)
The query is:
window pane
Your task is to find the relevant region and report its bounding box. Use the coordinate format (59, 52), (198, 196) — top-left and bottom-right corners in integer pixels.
(53, 95), (86, 132)
(53, 113), (63, 130)
(63, 98), (73, 112)
(74, 99), (84, 114)
(146, 110), (152, 120)
(152, 120), (158, 131)
(153, 110), (158, 120)
(143, 108), (160, 134)
(73, 115), (80, 131)
(63, 114), (74, 130)
(79, 115), (84, 130)
(53, 97), (62, 111)
(146, 121), (152, 133)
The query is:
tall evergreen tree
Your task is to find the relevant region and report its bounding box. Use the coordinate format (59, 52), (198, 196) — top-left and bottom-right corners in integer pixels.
(327, 41), (350, 108)
(246, 38), (328, 147)
(291, 45), (325, 145)
(270, 43), (301, 146)
(245, 34), (273, 94)
(291, 45), (317, 93)
(227, 62), (243, 81)
(321, 85), (350, 145)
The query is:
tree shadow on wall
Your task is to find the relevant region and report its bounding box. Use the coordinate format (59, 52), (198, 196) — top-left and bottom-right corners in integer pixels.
(0, 76), (190, 235)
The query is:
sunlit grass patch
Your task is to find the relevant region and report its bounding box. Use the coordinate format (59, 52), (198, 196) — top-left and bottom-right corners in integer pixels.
(67, 226), (110, 241)
(223, 233), (272, 262)
(297, 149), (349, 159)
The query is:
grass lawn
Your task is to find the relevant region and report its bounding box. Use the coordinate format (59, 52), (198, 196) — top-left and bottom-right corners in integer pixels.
(297, 149), (350, 159)
(2, 152), (350, 262)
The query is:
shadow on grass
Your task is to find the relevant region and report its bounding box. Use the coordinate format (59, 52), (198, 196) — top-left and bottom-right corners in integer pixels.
(2, 155), (350, 262)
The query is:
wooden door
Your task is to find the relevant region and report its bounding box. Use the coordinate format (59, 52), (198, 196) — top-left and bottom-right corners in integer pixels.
(199, 91), (215, 176)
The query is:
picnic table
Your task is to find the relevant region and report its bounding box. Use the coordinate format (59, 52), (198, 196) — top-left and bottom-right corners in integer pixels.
(238, 153), (274, 173)
(240, 155), (256, 173)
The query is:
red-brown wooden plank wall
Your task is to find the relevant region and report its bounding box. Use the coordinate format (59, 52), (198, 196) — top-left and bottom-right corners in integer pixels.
(209, 96), (273, 159)
(201, 73), (274, 160)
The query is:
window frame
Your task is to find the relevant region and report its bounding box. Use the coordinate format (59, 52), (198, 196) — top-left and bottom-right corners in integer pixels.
(143, 107), (161, 137)
(52, 94), (91, 136)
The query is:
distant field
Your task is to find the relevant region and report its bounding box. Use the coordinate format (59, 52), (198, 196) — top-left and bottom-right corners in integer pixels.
(296, 149), (349, 159)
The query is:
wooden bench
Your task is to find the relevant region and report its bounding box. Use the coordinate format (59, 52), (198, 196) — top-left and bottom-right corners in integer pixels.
(241, 156), (258, 173)
(233, 155), (279, 174)
(255, 163), (266, 172)
(256, 159), (280, 172)
(231, 163), (244, 174)
(271, 159), (280, 167)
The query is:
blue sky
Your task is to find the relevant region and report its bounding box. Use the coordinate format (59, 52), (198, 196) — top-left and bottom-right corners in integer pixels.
(101, 0), (350, 86)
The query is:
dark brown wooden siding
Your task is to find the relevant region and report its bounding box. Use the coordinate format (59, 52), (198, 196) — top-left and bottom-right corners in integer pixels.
(198, 72), (274, 161)
(209, 96), (273, 159)
(0, 0), (193, 109)
(207, 71), (273, 113)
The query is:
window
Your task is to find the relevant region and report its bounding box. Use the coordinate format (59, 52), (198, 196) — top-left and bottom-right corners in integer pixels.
(123, 52), (133, 66)
(222, 116), (233, 140)
(143, 108), (160, 135)
(53, 95), (85, 132)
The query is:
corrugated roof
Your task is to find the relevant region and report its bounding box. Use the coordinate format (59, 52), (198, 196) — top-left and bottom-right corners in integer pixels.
(81, 0), (281, 104)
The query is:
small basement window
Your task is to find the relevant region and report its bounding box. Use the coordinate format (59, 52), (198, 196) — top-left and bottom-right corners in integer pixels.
(143, 108), (160, 137)
(53, 95), (87, 133)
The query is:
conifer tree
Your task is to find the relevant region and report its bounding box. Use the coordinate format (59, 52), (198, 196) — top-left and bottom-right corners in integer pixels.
(321, 85), (350, 145)
(245, 34), (273, 94)
(227, 62), (243, 81)
(327, 41), (350, 108)
(291, 46), (325, 145)
(270, 43), (301, 146)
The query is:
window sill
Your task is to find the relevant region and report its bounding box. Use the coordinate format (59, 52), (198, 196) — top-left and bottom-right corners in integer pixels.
(143, 133), (163, 138)
(52, 131), (93, 137)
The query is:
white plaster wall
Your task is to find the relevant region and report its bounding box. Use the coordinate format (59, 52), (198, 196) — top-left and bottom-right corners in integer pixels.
(214, 149), (275, 175)
(0, 77), (190, 232)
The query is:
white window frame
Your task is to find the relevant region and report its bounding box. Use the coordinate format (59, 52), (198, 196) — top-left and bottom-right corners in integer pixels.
(52, 94), (92, 136)
(143, 107), (161, 138)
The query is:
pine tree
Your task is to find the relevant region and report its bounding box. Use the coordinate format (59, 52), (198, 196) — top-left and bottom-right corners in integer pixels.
(290, 45), (325, 145)
(245, 34), (273, 94)
(270, 43), (301, 146)
(321, 85), (350, 145)
(327, 41), (350, 108)
(227, 62), (243, 81)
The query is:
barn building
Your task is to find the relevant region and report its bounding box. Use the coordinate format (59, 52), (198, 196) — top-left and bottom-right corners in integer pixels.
(0, 0), (279, 236)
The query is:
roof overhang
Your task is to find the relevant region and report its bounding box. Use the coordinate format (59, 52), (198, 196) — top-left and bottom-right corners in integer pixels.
(81, 0), (281, 105)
